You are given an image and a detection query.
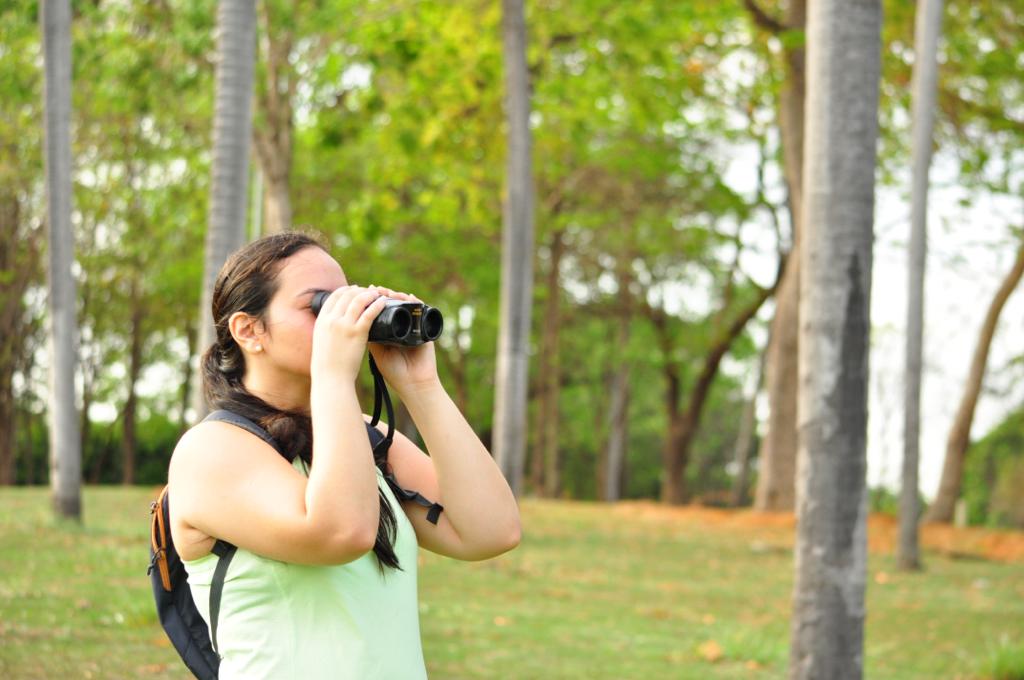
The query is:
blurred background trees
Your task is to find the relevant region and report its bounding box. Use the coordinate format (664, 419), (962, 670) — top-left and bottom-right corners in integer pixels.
(2, 0), (1022, 530)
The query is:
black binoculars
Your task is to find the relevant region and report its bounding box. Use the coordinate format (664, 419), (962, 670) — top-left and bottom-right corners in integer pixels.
(310, 290), (444, 346)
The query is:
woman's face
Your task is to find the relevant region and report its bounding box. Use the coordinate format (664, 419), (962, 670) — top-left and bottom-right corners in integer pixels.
(258, 245), (347, 379)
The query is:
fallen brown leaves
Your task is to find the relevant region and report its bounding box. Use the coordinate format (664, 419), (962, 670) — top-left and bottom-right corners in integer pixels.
(697, 639), (724, 662)
(610, 501), (1024, 563)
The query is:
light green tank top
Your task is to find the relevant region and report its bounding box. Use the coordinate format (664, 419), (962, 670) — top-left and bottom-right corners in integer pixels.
(182, 459), (427, 679)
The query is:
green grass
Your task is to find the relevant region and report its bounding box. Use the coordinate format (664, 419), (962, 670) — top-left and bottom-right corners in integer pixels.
(980, 638), (1024, 680)
(1, 488), (1022, 679)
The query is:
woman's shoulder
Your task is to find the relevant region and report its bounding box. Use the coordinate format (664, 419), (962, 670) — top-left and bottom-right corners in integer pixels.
(170, 418), (282, 481)
(173, 417), (242, 457)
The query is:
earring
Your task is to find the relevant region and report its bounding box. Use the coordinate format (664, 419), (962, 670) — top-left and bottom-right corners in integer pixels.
(254, 344), (262, 352)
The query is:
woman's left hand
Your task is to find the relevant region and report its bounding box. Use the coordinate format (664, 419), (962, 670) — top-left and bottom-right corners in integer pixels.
(365, 286), (442, 395)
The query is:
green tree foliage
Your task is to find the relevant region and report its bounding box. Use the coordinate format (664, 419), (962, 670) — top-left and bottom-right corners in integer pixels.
(879, 0), (1023, 193)
(75, 0), (214, 337)
(70, 1), (213, 477)
(0, 0), (837, 499)
(0, 0), (46, 484)
(8, 0), (1018, 506)
(963, 405), (1024, 528)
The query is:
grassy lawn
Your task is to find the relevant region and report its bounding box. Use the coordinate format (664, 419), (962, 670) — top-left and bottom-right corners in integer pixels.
(1, 487), (1022, 679)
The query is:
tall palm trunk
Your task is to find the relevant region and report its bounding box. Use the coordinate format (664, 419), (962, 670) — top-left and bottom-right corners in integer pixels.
(492, 0), (535, 497)
(790, 0), (881, 676)
(924, 240), (1024, 523)
(41, 0), (82, 518)
(900, 0), (944, 570)
(192, 0), (256, 420)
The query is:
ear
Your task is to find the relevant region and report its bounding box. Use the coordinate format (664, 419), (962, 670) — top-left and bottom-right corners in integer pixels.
(228, 312), (267, 354)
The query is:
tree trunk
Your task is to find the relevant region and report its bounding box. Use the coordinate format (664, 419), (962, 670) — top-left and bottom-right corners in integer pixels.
(753, 0), (806, 513)
(260, 161), (292, 235)
(41, 0), (82, 519)
(193, 0), (256, 421)
(86, 413), (112, 485)
(660, 369), (685, 504)
(24, 408), (35, 485)
(532, 229), (563, 497)
(0, 357), (13, 485)
(437, 313), (471, 416)
(779, 0), (807, 229)
(924, 240), (1024, 523)
(900, 0), (944, 570)
(122, 276), (144, 485)
(603, 320), (631, 502)
(449, 346), (470, 416)
(179, 317), (196, 435)
(18, 407), (28, 485)
(0, 207), (13, 483)
(78, 253), (96, 481)
(731, 343), (767, 507)
(18, 344), (40, 485)
(790, 0), (881, 676)
(603, 263), (634, 502)
(79, 369), (91, 480)
(253, 2), (294, 235)
(492, 0), (535, 497)
(754, 262), (800, 510)
(249, 162), (263, 240)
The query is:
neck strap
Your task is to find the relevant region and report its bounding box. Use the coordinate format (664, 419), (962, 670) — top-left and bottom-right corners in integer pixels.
(368, 354), (395, 456)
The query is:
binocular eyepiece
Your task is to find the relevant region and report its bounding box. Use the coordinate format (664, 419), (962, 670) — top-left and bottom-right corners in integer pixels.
(310, 290), (444, 346)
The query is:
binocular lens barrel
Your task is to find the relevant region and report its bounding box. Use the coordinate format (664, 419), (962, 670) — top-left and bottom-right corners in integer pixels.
(376, 305), (413, 342)
(310, 290), (330, 316)
(422, 307), (443, 341)
(309, 289), (442, 347)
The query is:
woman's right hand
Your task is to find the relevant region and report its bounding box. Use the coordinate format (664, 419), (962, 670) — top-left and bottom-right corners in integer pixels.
(311, 285), (388, 383)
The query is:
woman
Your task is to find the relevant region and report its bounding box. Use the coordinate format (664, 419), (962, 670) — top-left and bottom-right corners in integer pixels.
(168, 231), (521, 678)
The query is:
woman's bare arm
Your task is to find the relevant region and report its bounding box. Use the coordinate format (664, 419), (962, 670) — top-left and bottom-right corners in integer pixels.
(394, 382), (521, 558)
(168, 401), (379, 566)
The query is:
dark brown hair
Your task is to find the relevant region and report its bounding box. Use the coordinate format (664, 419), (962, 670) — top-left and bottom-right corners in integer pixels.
(200, 230), (402, 574)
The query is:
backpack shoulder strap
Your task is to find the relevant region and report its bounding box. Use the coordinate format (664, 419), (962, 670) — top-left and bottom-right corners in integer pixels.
(149, 486), (173, 592)
(148, 487), (226, 678)
(365, 422), (445, 525)
(204, 409), (292, 462)
(208, 539), (237, 657)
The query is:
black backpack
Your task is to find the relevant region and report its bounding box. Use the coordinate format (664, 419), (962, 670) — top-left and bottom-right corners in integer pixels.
(148, 406), (443, 678)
